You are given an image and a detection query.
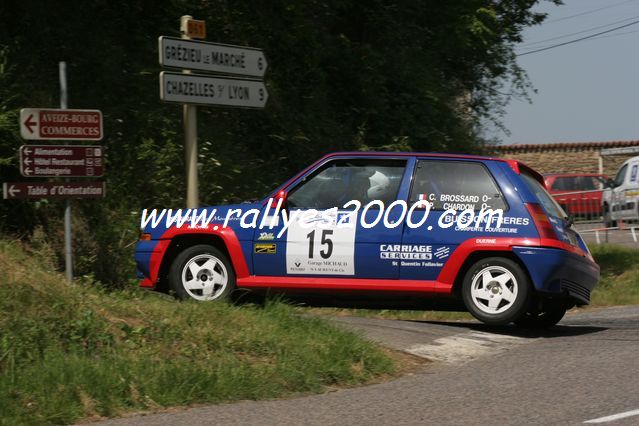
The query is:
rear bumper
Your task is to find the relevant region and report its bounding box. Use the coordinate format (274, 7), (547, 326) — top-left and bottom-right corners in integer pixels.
(513, 246), (600, 305)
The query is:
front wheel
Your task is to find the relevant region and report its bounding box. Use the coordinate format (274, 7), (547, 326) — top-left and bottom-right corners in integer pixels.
(168, 244), (236, 301)
(462, 257), (531, 325)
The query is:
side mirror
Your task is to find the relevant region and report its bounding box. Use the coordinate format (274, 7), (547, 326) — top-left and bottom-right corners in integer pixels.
(273, 190), (288, 210)
(564, 214), (574, 228)
(263, 190), (288, 210)
(605, 178), (616, 188)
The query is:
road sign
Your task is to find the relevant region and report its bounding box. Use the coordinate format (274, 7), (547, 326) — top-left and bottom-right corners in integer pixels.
(19, 145), (104, 178)
(181, 17), (206, 39)
(160, 72), (268, 108)
(3, 182), (106, 200)
(19, 108), (103, 141)
(159, 36), (267, 78)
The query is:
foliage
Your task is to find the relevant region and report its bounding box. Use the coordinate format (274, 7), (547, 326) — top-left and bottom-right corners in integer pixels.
(0, 1), (557, 284)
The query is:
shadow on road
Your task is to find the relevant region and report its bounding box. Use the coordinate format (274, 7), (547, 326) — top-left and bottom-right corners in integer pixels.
(406, 320), (608, 339)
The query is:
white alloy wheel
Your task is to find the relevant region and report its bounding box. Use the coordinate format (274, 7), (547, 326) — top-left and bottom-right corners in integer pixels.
(469, 265), (518, 315)
(181, 253), (229, 301)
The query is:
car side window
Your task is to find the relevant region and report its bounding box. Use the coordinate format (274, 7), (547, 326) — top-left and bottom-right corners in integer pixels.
(614, 164), (628, 187)
(552, 177), (571, 191)
(287, 159), (406, 209)
(409, 160), (507, 211)
(594, 176), (606, 190)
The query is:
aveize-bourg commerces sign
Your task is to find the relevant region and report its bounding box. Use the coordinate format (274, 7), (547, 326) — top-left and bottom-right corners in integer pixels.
(20, 108), (103, 141)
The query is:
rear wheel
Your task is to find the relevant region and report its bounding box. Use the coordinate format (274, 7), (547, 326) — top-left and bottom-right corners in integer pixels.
(168, 244), (236, 301)
(514, 303), (567, 329)
(462, 257), (530, 325)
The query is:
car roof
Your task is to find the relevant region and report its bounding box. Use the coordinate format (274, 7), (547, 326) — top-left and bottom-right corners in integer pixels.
(268, 151), (544, 199)
(322, 151), (504, 162)
(544, 173), (607, 178)
(320, 152), (543, 181)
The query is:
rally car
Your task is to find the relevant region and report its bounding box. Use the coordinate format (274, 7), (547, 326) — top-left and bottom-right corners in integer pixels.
(135, 152), (599, 328)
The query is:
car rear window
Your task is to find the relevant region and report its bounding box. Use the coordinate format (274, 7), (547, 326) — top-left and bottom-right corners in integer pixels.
(522, 172), (565, 218)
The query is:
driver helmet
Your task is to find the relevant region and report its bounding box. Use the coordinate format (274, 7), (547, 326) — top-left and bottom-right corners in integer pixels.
(367, 170), (391, 200)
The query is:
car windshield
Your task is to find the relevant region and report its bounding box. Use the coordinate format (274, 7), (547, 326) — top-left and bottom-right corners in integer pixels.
(522, 172), (566, 219)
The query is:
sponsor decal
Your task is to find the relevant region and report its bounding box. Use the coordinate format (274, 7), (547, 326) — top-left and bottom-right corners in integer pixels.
(401, 261), (444, 268)
(286, 210), (356, 275)
(257, 231), (275, 241)
(380, 244), (432, 260)
(434, 246), (450, 259)
(254, 243), (276, 254)
(476, 238), (496, 244)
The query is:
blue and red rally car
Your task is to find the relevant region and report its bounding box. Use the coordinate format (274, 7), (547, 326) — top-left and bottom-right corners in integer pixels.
(135, 152), (599, 327)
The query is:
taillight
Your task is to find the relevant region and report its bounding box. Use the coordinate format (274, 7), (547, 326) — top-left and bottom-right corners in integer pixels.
(525, 203), (558, 240)
(139, 233), (151, 241)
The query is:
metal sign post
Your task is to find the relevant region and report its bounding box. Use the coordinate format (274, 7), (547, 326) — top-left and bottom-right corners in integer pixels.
(181, 15), (199, 208)
(60, 61), (73, 282)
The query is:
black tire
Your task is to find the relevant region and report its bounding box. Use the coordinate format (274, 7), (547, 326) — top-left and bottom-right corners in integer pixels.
(603, 204), (616, 228)
(462, 257), (531, 325)
(514, 303), (567, 329)
(168, 244), (236, 301)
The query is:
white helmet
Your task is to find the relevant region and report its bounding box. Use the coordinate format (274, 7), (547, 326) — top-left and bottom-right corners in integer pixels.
(367, 170), (390, 199)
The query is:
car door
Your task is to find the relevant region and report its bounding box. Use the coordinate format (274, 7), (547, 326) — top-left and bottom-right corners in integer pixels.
(400, 159), (511, 280)
(251, 157), (410, 279)
(611, 164), (628, 221)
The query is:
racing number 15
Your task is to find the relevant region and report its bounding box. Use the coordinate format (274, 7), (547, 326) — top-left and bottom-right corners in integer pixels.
(306, 229), (333, 259)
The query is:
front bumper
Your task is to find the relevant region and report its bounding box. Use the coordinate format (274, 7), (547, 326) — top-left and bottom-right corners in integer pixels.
(134, 239), (169, 289)
(513, 246), (600, 305)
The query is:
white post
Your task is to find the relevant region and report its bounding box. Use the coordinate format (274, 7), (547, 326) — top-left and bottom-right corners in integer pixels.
(60, 61), (73, 282)
(598, 152), (604, 175)
(181, 15), (199, 208)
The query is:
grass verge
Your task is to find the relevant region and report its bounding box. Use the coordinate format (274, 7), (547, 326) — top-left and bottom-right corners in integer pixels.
(589, 244), (639, 306)
(0, 240), (394, 425)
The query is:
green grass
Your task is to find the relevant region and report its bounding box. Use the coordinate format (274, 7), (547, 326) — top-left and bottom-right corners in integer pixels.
(303, 307), (472, 322)
(0, 240), (394, 425)
(589, 245), (639, 306)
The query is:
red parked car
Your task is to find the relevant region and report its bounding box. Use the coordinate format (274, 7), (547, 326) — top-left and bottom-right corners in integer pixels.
(544, 173), (608, 218)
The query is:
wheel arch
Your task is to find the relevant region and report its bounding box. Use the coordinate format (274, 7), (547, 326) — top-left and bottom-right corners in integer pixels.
(157, 234), (234, 293)
(451, 250), (533, 298)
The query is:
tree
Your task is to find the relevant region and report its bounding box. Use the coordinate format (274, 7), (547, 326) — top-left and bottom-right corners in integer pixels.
(0, 0), (558, 284)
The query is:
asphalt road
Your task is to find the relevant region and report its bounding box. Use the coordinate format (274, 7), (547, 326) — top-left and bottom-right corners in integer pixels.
(98, 305), (639, 426)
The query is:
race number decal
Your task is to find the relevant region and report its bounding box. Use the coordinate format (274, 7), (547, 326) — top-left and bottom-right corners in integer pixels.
(286, 210), (356, 275)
